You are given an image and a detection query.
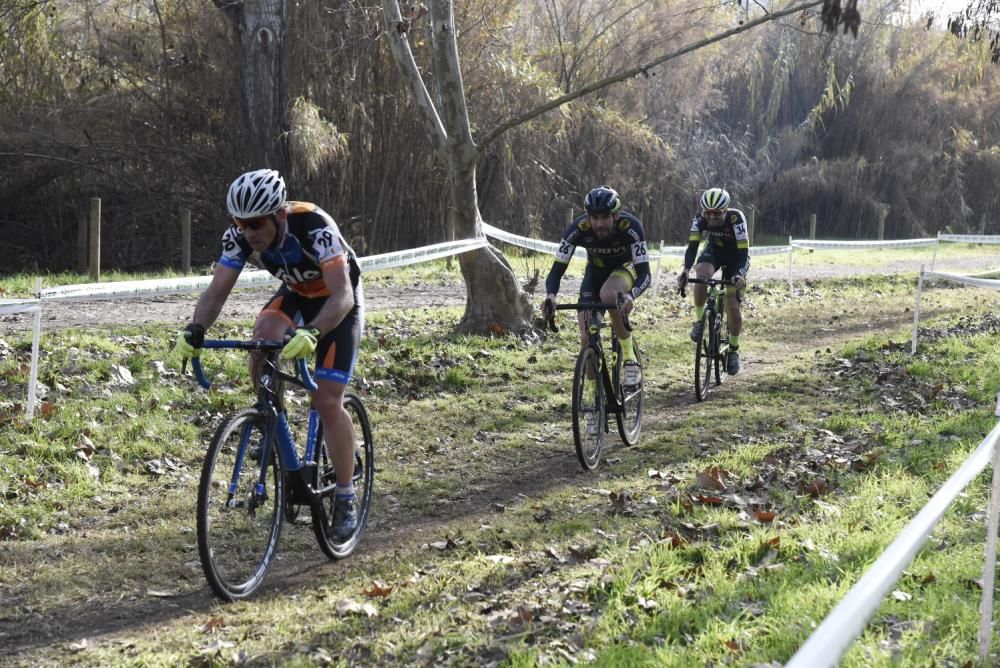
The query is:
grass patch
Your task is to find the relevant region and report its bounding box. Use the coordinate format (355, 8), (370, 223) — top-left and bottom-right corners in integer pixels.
(1, 275), (999, 665)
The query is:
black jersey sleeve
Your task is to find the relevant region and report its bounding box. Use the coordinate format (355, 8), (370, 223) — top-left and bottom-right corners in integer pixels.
(683, 217), (703, 270)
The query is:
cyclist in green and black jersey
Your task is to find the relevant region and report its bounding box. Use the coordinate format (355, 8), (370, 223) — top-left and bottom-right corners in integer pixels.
(676, 187), (749, 375)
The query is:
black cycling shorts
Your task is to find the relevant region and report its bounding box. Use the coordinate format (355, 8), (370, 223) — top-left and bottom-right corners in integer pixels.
(580, 262), (637, 305)
(696, 245), (749, 282)
(260, 283), (365, 384)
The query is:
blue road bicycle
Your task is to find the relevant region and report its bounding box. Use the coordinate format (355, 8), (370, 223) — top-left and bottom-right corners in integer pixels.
(189, 339), (374, 601)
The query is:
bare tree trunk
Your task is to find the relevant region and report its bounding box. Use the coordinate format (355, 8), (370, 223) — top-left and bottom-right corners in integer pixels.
(214, 0), (289, 171)
(383, 0), (532, 333)
(449, 153), (531, 332)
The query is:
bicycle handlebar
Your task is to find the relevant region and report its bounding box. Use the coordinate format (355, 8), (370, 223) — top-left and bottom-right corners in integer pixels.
(679, 275), (738, 298)
(545, 293), (632, 333)
(188, 339), (317, 392)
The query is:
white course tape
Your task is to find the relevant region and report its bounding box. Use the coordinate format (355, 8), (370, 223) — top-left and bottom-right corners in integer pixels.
(748, 245), (792, 257)
(483, 222), (588, 259)
(484, 221), (792, 260)
(792, 238), (938, 250)
(924, 270), (1000, 290)
(0, 300), (42, 315)
(36, 238), (488, 302)
(359, 237), (487, 271)
(787, 420), (1000, 668)
(40, 271), (277, 302)
(938, 233), (1000, 244)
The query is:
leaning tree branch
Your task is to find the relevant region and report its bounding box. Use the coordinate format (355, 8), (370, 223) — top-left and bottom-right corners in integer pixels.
(478, 0), (825, 151)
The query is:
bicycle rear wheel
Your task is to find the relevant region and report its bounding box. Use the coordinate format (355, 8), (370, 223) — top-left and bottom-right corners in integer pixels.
(312, 393), (375, 559)
(572, 346), (605, 470)
(197, 408), (283, 601)
(615, 339), (643, 446)
(694, 314), (711, 402)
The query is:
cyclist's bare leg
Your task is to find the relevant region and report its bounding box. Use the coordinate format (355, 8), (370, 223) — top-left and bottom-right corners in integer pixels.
(312, 379), (356, 487)
(692, 262), (714, 309)
(599, 273), (633, 342)
(251, 311), (294, 388)
(726, 289), (742, 336)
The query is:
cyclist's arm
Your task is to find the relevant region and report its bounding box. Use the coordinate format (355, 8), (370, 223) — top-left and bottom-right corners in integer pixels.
(308, 257), (354, 334)
(545, 229), (579, 296)
(192, 264), (240, 329)
(625, 220), (652, 299)
(544, 260), (568, 297)
(682, 218), (702, 271)
(731, 210), (750, 279)
(630, 261), (651, 299)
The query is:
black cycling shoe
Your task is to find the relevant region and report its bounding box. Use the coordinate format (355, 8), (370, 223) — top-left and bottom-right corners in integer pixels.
(333, 495), (359, 539)
(726, 349), (741, 375)
(690, 319), (705, 342)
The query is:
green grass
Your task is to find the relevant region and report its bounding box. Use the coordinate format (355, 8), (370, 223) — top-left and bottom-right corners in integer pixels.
(1, 274), (1000, 666)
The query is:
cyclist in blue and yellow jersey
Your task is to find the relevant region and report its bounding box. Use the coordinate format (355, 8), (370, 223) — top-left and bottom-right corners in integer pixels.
(543, 186), (651, 403)
(174, 168), (364, 539)
(676, 187), (749, 375)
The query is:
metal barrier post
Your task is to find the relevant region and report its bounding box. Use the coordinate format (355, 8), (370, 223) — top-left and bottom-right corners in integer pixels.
(931, 232), (940, 271)
(979, 409), (1000, 664)
(911, 265), (925, 354)
(787, 236), (794, 292)
(26, 278), (42, 420)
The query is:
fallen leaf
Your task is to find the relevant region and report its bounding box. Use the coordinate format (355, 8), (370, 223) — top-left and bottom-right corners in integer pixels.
(362, 581), (394, 598)
(146, 589), (179, 598)
(485, 554), (515, 564)
(201, 616), (225, 633)
(754, 510), (776, 523)
(891, 590), (912, 602)
(337, 598), (378, 617)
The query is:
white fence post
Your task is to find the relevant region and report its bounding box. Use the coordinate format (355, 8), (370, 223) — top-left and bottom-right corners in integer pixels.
(911, 265), (925, 355)
(979, 428), (1000, 665)
(26, 277), (42, 420)
(787, 236), (794, 292)
(931, 232), (940, 271)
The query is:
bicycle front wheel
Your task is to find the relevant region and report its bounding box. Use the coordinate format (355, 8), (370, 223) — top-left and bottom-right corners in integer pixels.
(197, 408), (284, 601)
(714, 309), (728, 386)
(694, 315), (711, 402)
(312, 393), (375, 559)
(615, 339), (643, 446)
(572, 346), (605, 470)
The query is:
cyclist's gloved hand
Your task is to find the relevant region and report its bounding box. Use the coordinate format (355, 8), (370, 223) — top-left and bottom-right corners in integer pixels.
(281, 327), (320, 360)
(542, 295), (557, 320)
(676, 271), (689, 295)
(175, 323), (205, 358)
(619, 292), (635, 316)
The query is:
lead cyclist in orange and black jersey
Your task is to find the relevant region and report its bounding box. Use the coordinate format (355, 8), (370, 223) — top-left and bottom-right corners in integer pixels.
(175, 169), (364, 539)
(543, 186), (652, 390)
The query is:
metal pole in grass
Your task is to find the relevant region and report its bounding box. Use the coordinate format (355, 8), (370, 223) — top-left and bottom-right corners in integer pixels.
(931, 232), (940, 271)
(978, 408), (1000, 665)
(650, 245), (663, 310)
(787, 236), (794, 293)
(26, 277), (42, 420)
(911, 265), (925, 355)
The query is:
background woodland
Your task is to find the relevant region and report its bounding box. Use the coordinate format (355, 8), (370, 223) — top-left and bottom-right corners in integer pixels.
(1, 0), (998, 271)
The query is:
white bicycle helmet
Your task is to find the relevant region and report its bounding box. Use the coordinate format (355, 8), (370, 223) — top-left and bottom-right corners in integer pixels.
(700, 187), (731, 211)
(226, 169), (287, 218)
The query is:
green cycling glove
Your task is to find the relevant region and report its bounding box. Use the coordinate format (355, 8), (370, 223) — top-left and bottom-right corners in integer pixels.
(175, 323), (205, 358)
(281, 327), (320, 360)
